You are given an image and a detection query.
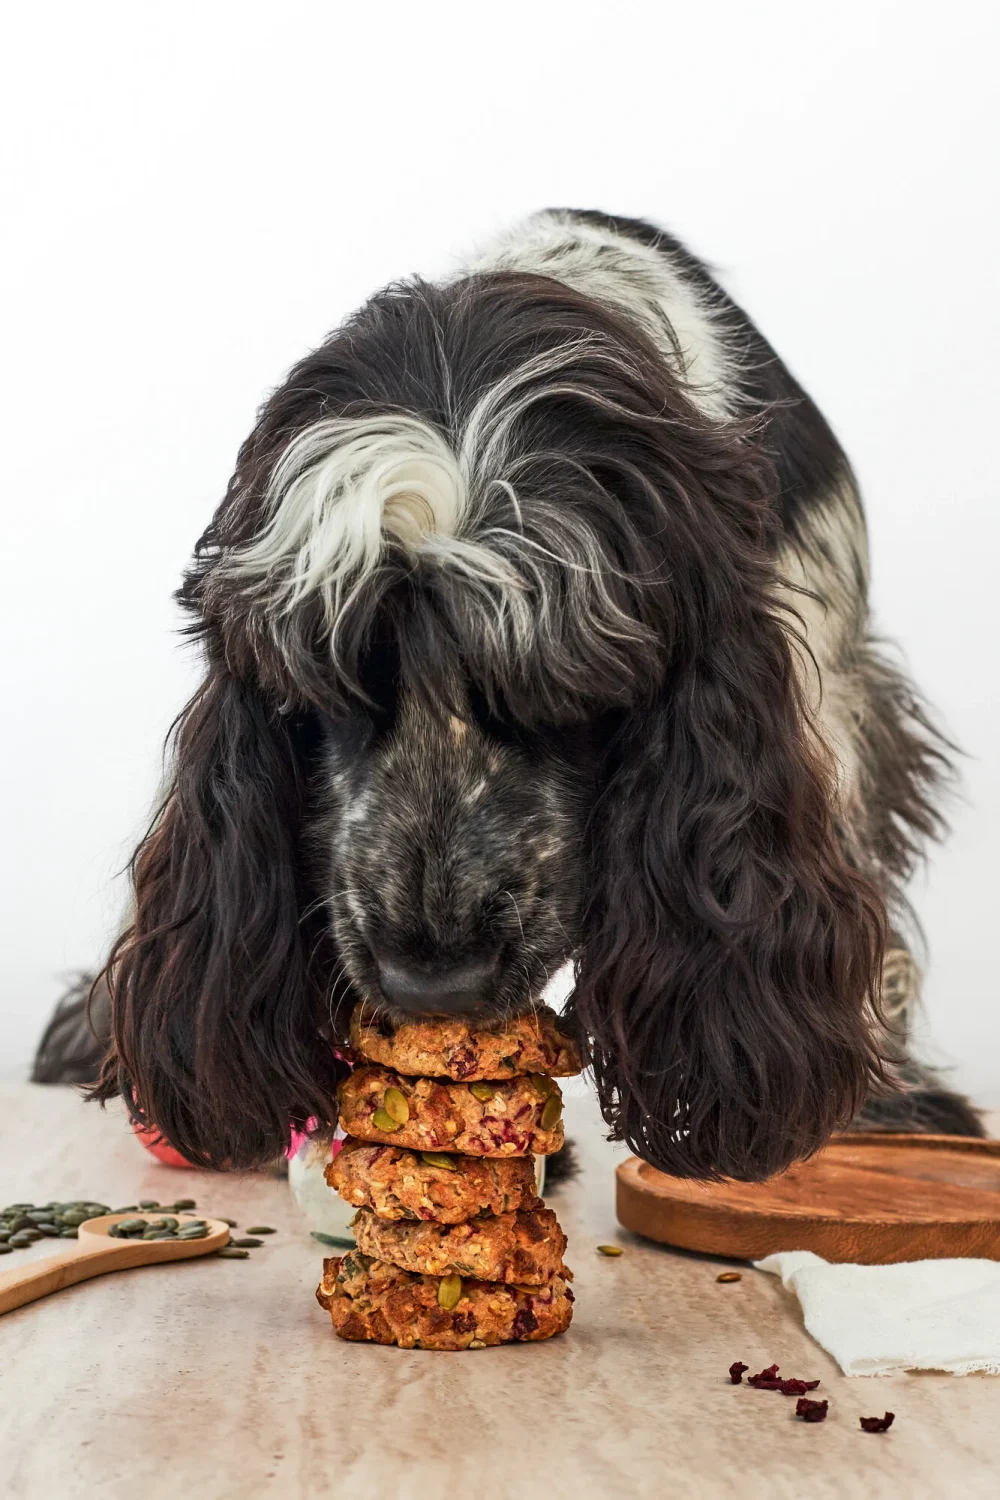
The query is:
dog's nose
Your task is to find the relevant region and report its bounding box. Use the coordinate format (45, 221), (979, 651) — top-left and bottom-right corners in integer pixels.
(376, 954), (497, 1016)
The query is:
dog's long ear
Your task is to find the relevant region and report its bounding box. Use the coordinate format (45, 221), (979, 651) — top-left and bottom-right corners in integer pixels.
(90, 668), (345, 1169)
(573, 571), (887, 1183)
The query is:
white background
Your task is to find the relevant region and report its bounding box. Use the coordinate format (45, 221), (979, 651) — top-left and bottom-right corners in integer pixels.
(2, 2), (997, 1098)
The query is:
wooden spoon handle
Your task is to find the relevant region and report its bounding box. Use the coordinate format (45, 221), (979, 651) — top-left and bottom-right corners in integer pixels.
(0, 1242), (139, 1316)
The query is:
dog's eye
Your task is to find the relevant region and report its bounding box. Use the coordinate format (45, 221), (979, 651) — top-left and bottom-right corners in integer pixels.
(357, 637), (401, 734)
(316, 705), (376, 757)
(467, 685), (527, 751)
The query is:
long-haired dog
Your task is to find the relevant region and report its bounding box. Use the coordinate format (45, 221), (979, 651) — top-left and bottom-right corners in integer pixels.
(45, 210), (980, 1176)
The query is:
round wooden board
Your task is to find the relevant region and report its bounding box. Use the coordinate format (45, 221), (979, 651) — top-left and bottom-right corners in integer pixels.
(615, 1133), (1000, 1264)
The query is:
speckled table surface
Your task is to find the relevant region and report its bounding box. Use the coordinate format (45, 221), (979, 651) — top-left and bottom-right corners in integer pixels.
(1, 1080), (998, 1500)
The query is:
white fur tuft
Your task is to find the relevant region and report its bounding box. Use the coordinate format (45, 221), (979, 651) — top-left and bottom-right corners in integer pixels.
(224, 413), (489, 623)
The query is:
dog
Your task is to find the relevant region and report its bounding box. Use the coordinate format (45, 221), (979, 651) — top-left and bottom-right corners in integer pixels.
(38, 210), (981, 1178)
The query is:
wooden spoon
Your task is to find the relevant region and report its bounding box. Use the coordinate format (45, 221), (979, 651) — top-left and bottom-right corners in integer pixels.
(0, 1214), (232, 1316)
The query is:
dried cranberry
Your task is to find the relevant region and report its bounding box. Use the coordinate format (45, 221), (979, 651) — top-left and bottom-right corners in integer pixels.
(729, 1362), (749, 1384)
(795, 1398), (828, 1423)
(859, 1412), (894, 1433)
(746, 1363), (820, 1395)
(512, 1307), (539, 1339)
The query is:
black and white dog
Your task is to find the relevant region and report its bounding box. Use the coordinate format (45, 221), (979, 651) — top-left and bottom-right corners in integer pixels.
(39, 210), (980, 1176)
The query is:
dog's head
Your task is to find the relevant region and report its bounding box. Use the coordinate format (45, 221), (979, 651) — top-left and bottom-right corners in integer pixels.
(94, 271), (885, 1178)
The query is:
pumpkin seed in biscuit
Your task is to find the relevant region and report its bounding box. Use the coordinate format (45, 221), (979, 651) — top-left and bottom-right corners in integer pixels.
(540, 1094), (563, 1131)
(437, 1274), (463, 1310)
(383, 1086), (410, 1124)
(420, 1152), (458, 1171)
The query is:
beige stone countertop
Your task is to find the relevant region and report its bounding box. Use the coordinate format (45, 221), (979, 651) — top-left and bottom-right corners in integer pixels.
(1, 1079), (998, 1499)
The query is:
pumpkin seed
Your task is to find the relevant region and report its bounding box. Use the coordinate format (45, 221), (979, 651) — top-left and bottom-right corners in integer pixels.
(245, 1226), (276, 1235)
(231, 1238), (263, 1248)
(138, 1200), (160, 1209)
(177, 1225), (208, 1239)
(382, 1087), (410, 1124)
(469, 1082), (496, 1102)
(0, 1245), (12, 1255)
(311, 1231), (355, 1248)
(716, 1271), (742, 1283)
(596, 1244), (623, 1256)
(420, 1152), (458, 1171)
(469, 1338), (486, 1348)
(372, 1107), (400, 1133)
(437, 1274), (463, 1310)
(540, 1094), (563, 1132)
(36, 1223), (62, 1236)
(216, 1247), (250, 1259)
(172, 1199), (197, 1210)
(528, 1073), (555, 1100)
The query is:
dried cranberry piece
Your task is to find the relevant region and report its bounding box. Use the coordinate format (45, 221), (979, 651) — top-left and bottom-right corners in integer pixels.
(859, 1412), (895, 1433)
(512, 1307), (539, 1339)
(729, 1362), (749, 1384)
(795, 1398), (828, 1423)
(745, 1363), (821, 1395)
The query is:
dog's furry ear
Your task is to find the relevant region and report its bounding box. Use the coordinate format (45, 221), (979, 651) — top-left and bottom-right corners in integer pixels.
(573, 573), (887, 1183)
(90, 669), (345, 1168)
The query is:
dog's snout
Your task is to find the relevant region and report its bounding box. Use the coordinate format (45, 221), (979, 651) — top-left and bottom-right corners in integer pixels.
(376, 953), (498, 1016)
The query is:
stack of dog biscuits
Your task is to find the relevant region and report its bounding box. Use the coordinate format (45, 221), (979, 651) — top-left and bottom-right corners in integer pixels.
(316, 1005), (581, 1351)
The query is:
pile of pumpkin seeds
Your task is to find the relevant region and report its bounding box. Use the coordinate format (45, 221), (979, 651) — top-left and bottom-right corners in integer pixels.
(0, 1198), (277, 1262)
(1, 1199), (113, 1251)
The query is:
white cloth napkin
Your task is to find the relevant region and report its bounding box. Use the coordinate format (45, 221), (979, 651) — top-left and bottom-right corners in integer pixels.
(755, 1250), (1000, 1376)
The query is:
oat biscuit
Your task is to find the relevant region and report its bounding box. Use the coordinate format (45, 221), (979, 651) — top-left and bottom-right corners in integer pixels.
(338, 1066), (565, 1155)
(350, 1003), (582, 1081)
(352, 1204), (567, 1283)
(316, 1252), (574, 1350)
(327, 1138), (540, 1223)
